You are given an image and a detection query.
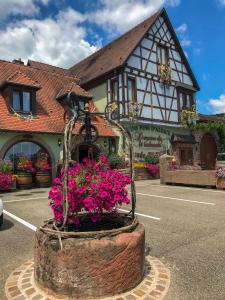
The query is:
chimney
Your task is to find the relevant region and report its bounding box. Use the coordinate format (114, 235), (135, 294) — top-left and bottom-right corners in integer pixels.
(12, 58), (24, 65)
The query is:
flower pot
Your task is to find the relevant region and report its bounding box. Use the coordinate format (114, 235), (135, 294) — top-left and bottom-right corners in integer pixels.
(17, 172), (33, 189)
(35, 171), (51, 188)
(216, 178), (225, 190)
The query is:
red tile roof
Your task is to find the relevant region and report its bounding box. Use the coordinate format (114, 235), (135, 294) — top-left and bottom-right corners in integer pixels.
(3, 70), (41, 89)
(56, 82), (92, 100)
(0, 60), (116, 137)
(27, 59), (73, 77)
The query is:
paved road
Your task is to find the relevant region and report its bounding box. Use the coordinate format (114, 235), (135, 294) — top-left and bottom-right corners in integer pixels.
(1, 182), (225, 299)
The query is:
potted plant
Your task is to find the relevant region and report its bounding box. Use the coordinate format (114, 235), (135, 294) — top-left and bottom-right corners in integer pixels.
(145, 153), (160, 179)
(16, 153), (35, 189)
(0, 160), (14, 191)
(35, 153), (51, 188)
(107, 153), (127, 169)
(216, 167), (225, 189)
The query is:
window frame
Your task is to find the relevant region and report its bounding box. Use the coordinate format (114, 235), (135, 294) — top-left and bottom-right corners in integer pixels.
(157, 44), (169, 65)
(178, 88), (194, 111)
(127, 76), (137, 102)
(9, 85), (36, 115)
(110, 78), (118, 102)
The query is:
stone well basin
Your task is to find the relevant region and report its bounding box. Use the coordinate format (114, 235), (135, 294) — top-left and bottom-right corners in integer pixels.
(34, 216), (145, 299)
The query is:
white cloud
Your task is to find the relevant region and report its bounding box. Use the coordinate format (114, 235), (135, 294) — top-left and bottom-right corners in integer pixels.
(0, 8), (98, 68)
(209, 94), (225, 113)
(181, 38), (192, 47)
(176, 23), (187, 33)
(176, 23), (192, 48)
(89, 0), (181, 34)
(0, 0), (50, 20)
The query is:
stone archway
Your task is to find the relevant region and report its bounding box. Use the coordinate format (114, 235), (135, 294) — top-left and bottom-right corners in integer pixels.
(200, 133), (217, 170)
(0, 135), (55, 177)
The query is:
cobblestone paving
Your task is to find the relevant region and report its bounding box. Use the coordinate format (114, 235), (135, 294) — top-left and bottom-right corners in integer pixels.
(5, 256), (170, 300)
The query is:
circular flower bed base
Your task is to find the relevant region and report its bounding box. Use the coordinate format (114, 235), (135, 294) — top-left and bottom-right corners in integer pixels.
(34, 215), (145, 299)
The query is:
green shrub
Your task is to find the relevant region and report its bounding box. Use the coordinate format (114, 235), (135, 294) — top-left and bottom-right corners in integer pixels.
(144, 153), (159, 165)
(107, 153), (125, 167)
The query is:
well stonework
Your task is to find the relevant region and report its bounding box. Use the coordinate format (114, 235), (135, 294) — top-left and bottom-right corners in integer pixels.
(34, 222), (145, 299)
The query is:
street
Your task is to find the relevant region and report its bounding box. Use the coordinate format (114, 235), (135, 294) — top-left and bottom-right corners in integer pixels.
(1, 182), (225, 300)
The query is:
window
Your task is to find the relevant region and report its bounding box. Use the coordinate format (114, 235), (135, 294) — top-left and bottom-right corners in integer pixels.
(180, 148), (193, 165)
(12, 90), (31, 113)
(127, 77), (136, 102)
(111, 79), (118, 101)
(4, 141), (49, 172)
(179, 90), (194, 110)
(157, 45), (168, 65)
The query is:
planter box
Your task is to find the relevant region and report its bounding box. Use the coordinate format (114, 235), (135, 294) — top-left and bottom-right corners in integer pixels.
(216, 178), (225, 190)
(163, 170), (216, 187)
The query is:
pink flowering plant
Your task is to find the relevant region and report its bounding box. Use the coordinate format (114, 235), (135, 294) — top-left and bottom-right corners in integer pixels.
(16, 153), (36, 173)
(0, 171), (13, 190)
(0, 160), (13, 190)
(145, 164), (160, 175)
(49, 155), (131, 225)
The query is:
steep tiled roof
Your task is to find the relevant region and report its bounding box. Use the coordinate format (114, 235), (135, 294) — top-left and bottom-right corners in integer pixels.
(56, 82), (92, 100)
(69, 8), (199, 91)
(0, 60), (115, 137)
(69, 10), (162, 85)
(27, 59), (74, 77)
(3, 70), (41, 89)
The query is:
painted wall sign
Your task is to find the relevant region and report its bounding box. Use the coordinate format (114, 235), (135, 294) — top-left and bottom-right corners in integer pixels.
(125, 124), (172, 160)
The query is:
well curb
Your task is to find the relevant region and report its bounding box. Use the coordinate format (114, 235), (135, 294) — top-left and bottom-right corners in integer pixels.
(5, 255), (170, 300)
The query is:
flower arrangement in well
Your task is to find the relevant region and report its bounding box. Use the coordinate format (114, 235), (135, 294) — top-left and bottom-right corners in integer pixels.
(49, 155), (131, 226)
(35, 153), (51, 172)
(16, 153), (36, 173)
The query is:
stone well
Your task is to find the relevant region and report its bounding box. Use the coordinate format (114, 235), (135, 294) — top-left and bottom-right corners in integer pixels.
(34, 217), (145, 299)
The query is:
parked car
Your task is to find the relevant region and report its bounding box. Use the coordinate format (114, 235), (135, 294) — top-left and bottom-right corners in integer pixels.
(0, 198), (3, 227)
(216, 153), (225, 168)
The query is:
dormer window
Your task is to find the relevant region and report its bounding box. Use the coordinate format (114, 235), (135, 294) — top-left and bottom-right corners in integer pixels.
(12, 90), (31, 113)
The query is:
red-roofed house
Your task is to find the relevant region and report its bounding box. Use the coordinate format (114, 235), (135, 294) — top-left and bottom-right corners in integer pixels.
(0, 59), (116, 183)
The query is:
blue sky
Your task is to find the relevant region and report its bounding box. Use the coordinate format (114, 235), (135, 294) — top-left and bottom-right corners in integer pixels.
(0, 0), (225, 114)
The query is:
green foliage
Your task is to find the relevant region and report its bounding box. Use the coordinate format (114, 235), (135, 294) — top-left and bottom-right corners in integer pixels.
(107, 153), (125, 167)
(0, 160), (13, 174)
(144, 153), (159, 164)
(191, 122), (225, 152)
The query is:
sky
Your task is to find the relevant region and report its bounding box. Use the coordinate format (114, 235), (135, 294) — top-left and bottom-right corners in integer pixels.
(0, 0), (225, 115)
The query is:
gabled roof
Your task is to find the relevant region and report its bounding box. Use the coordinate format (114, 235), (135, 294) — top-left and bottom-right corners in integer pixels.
(0, 60), (115, 137)
(69, 9), (162, 85)
(69, 8), (199, 91)
(27, 59), (75, 78)
(2, 70), (41, 89)
(56, 82), (92, 100)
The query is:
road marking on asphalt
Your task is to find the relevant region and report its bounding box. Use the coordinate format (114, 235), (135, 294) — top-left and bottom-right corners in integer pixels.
(3, 210), (37, 231)
(4, 196), (47, 203)
(147, 184), (225, 194)
(119, 208), (161, 220)
(136, 193), (215, 205)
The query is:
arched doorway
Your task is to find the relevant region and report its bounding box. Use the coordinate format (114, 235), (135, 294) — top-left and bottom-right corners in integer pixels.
(72, 143), (100, 162)
(4, 140), (52, 173)
(200, 133), (217, 170)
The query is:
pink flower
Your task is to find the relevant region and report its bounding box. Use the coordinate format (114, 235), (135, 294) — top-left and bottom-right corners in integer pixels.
(54, 177), (61, 185)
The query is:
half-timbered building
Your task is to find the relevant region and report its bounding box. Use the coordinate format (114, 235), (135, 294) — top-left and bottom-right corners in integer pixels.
(70, 8), (202, 163)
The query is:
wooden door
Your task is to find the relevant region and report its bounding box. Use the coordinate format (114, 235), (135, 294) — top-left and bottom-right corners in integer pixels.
(200, 133), (217, 170)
